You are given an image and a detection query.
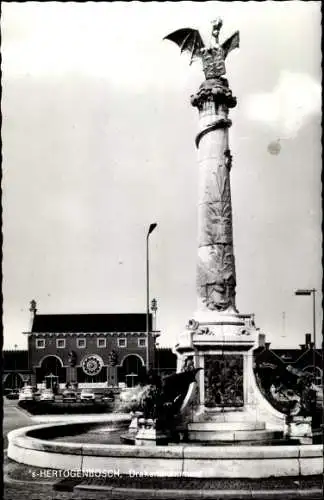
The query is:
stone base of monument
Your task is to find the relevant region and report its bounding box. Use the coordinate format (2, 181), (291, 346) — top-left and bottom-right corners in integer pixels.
(175, 310), (287, 442)
(133, 418), (170, 446)
(128, 411), (144, 433)
(135, 427), (169, 446)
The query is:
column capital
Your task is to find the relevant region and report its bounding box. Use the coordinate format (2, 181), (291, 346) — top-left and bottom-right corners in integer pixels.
(191, 78), (237, 110)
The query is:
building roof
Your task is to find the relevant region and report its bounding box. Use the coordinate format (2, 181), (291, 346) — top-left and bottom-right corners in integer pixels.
(254, 346), (322, 369)
(3, 350), (29, 371)
(30, 313), (152, 333)
(268, 349), (302, 363)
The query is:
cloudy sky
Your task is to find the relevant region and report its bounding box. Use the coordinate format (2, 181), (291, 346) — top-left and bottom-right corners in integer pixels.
(2, 1), (321, 350)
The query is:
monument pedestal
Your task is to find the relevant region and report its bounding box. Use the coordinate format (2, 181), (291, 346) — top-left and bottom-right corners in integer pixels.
(175, 310), (286, 442)
(135, 419), (169, 446)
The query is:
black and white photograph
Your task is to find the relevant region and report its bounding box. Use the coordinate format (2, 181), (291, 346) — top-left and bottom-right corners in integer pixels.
(2, 2), (322, 499)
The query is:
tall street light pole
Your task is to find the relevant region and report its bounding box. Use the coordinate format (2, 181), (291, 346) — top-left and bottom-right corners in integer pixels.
(151, 298), (158, 370)
(14, 344), (18, 389)
(146, 223), (157, 373)
(295, 288), (317, 382)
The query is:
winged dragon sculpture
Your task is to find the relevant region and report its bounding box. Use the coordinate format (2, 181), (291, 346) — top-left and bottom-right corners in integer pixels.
(164, 18), (239, 80)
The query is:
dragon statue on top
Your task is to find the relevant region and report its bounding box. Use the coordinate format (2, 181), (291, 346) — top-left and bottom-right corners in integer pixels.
(164, 18), (239, 81)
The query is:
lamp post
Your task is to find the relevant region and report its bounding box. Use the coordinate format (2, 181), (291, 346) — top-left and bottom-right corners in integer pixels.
(146, 223), (157, 373)
(295, 288), (317, 382)
(151, 298), (158, 369)
(14, 344), (18, 389)
(151, 298), (158, 331)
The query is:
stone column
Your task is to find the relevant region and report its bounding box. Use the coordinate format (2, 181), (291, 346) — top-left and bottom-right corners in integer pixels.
(30, 372), (37, 387)
(166, 21), (286, 437)
(66, 366), (77, 385)
(191, 77), (237, 315)
(107, 365), (118, 387)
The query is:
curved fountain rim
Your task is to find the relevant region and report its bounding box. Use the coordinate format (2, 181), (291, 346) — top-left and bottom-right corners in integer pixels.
(8, 419), (322, 459)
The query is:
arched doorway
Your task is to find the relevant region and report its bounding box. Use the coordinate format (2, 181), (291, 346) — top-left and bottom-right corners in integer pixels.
(3, 372), (24, 391)
(36, 356), (66, 385)
(118, 355), (146, 387)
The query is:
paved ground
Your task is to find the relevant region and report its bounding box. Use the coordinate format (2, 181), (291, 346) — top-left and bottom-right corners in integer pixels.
(3, 399), (84, 499)
(3, 398), (35, 448)
(3, 398), (323, 500)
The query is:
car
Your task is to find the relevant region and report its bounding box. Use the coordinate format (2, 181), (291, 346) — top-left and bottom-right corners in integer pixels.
(80, 389), (96, 401)
(40, 389), (55, 402)
(6, 389), (20, 400)
(23, 385), (39, 394)
(62, 390), (77, 402)
(102, 391), (115, 403)
(19, 387), (34, 401)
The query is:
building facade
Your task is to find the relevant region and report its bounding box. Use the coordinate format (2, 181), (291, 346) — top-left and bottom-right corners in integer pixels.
(3, 304), (321, 392)
(2, 349), (31, 390)
(23, 301), (160, 388)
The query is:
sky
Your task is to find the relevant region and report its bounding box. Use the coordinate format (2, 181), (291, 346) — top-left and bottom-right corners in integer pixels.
(2, 1), (322, 350)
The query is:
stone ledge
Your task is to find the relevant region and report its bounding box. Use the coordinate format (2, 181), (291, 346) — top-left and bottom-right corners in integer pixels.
(7, 421), (324, 478)
(298, 445), (323, 457)
(73, 485), (324, 499)
(81, 443), (184, 459)
(188, 422), (266, 431)
(183, 445), (300, 459)
(182, 458), (300, 478)
(187, 430), (282, 442)
(13, 437), (83, 455)
(32, 413), (131, 423)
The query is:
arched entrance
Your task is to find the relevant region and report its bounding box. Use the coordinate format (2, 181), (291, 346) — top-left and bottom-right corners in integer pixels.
(3, 372), (24, 391)
(36, 356), (66, 385)
(118, 354), (146, 387)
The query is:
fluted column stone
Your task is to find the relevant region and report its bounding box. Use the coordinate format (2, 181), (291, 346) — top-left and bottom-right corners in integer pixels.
(191, 78), (237, 313)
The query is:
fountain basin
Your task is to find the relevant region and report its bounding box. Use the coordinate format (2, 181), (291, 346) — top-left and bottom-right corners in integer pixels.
(7, 416), (323, 478)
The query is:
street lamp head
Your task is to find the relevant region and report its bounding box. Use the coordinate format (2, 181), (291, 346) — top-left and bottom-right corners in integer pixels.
(148, 223), (157, 235)
(295, 289), (314, 296)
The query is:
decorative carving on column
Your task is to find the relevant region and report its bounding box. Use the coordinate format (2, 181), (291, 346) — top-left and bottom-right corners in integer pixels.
(186, 319), (199, 330)
(165, 19), (239, 314)
(224, 149), (232, 171)
(190, 76), (237, 312)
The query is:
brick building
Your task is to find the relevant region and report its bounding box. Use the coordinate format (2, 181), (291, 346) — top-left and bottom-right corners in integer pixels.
(2, 350), (31, 390)
(23, 301), (160, 388)
(3, 303), (321, 392)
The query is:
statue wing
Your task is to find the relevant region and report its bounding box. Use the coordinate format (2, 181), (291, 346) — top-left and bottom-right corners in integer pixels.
(222, 31), (240, 59)
(164, 28), (205, 64)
